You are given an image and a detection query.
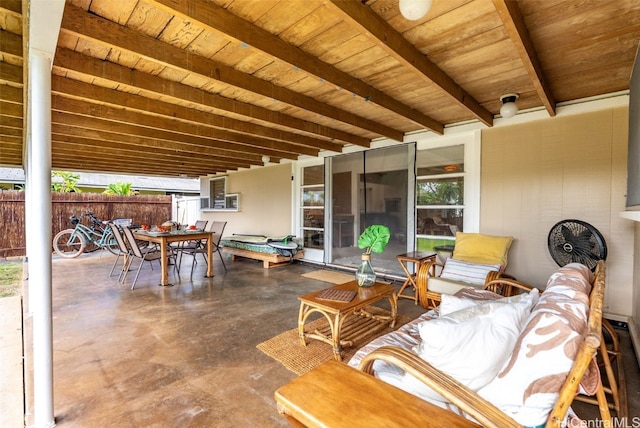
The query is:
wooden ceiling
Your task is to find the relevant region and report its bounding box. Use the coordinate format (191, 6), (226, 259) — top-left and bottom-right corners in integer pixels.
(1, 0), (640, 178)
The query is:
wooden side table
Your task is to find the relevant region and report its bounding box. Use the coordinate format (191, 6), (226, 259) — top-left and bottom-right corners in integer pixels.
(298, 281), (397, 361)
(396, 251), (436, 304)
(275, 360), (480, 428)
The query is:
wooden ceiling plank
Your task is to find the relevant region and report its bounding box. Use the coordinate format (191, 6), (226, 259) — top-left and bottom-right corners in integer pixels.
(0, 83), (22, 103)
(491, 0), (556, 117)
(0, 115), (22, 128)
(0, 61), (23, 85)
(60, 3), (403, 141)
(53, 48), (368, 147)
(51, 75), (343, 153)
(328, 0), (494, 127)
(0, 1), (21, 15)
(0, 28), (22, 57)
(0, 100), (22, 117)
(0, 125), (21, 137)
(148, 0), (443, 134)
(51, 97), (318, 158)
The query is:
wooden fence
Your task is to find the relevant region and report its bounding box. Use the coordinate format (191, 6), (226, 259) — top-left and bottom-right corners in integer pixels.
(0, 191), (172, 258)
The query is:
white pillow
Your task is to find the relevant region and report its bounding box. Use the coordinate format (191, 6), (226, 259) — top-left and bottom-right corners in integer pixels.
(440, 290), (539, 318)
(405, 291), (538, 401)
(440, 258), (502, 285)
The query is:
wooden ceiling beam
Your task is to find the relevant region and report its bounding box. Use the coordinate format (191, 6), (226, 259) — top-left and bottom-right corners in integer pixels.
(51, 76), (343, 153)
(491, 0), (556, 116)
(52, 140), (242, 171)
(53, 48), (368, 148)
(50, 154), (217, 177)
(51, 134), (254, 169)
(50, 101), (314, 158)
(61, 3), (403, 141)
(50, 122), (284, 164)
(329, 0), (494, 127)
(149, 0), (443, 134)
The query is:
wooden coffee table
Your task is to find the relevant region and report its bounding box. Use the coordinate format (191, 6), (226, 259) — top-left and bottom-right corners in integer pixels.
(298, 280), (397, 361)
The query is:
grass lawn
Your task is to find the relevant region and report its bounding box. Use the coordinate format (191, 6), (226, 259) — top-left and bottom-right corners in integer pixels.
(0, 262), (23, 298)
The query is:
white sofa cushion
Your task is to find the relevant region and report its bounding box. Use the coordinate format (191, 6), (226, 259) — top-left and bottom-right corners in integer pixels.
(427, 277), (482, 295)
(402, 290), (539, 401)
(439, 258), (501, 286)
(477, 263), (592, 426)
(439, 290), (538, 317)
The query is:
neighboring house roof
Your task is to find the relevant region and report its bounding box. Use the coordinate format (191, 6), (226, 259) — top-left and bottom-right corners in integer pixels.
(0, 167), (200, 193)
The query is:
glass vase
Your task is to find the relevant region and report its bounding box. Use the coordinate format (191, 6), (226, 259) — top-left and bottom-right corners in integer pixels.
(355, 254), (376, 287)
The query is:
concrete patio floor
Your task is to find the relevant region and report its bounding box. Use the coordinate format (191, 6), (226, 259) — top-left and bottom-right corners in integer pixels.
(5, 250), (640, 426)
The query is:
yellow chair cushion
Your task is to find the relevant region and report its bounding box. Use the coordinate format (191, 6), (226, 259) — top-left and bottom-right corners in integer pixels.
(451, 232), (513, 267)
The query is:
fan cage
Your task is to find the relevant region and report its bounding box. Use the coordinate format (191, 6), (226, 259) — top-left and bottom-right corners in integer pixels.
(547, 219), (607, 271)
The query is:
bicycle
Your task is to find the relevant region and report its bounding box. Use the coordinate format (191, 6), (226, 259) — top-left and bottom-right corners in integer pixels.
(53, 212), (120, 258)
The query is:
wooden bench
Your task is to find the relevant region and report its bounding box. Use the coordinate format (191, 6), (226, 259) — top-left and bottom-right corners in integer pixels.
(222, 246), (303, 268)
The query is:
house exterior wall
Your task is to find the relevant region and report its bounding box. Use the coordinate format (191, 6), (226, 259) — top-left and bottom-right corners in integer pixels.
(200, 163), (293, 237)
(196, 98), (636, 321)
(481, 106), (633, 318)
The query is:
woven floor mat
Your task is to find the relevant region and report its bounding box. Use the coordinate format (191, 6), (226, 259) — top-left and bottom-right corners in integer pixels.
(257, 307), (413, 376)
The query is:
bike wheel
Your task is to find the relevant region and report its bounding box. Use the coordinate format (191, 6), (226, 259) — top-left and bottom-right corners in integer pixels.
(103, 231), (120, 255)
(53, 229), (86, 258)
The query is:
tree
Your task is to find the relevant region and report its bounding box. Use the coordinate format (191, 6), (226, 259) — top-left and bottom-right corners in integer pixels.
(51, 171), (82, 193)
(103, 182), (138, 195)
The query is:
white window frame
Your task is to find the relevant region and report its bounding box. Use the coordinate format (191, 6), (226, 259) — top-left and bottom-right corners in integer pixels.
(200, 176), (240, 212)
(415, 130), (481, 233)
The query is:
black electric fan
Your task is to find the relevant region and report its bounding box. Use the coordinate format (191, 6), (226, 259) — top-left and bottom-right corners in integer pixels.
(547, 219), (607, 272)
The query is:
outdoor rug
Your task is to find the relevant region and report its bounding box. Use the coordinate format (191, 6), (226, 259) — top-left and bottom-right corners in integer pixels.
(256, 307), (413, 376)
(301, 269), (390, 285)
(301, 269), (355, 284)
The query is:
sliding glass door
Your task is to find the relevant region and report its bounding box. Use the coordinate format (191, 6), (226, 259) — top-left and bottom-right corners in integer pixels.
(328, 145), (411, 276)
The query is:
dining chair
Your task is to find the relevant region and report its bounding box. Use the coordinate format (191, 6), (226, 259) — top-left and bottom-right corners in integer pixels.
(120, 225), (164, 290)
(171, 220), (209, 267)
(107, 222), (132, 282)
(184, 220), (227, 279)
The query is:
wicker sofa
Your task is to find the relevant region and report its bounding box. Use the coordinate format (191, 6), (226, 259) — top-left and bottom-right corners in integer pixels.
(347, 261), (612, 427)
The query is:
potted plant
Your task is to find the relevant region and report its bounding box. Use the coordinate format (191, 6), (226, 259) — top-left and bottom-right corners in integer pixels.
(355, 224), (391, 287)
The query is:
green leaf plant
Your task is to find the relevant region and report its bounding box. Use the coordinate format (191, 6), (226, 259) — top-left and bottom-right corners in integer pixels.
(357, 224), (391, 255)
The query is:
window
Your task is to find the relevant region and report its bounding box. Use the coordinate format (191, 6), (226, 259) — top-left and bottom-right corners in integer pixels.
(416, 145), (464, 251)
(210, 177), (226, 209)
(300, 165), (324, 250)
(202, 177), (240, 211)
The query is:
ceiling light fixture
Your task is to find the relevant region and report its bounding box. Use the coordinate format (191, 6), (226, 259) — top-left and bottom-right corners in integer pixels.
(399, 0), (432, 21)
(261, 155), (270, 165)
(499, 93), (519, 118)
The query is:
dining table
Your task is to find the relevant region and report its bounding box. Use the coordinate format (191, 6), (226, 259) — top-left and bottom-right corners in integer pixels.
(133, 229), (214, 286)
